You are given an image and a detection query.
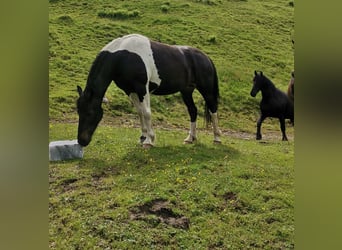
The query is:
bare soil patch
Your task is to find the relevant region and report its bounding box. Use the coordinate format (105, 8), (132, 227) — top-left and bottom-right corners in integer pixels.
(129, 199), (190, 229)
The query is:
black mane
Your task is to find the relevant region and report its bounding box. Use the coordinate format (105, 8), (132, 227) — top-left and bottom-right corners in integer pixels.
(85, 52), (109, 93)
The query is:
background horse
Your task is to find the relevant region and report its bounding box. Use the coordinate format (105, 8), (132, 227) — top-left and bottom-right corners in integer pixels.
(287, 71), (294, 104)
(250, 71), (294, 141)
(77, 34), (221, 148)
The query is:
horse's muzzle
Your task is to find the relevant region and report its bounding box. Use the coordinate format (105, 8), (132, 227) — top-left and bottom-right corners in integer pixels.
(78, 132), (91, 147)
(78, 138), (89, 147)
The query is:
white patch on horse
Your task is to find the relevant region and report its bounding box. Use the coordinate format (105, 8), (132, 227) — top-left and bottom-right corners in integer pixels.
(101, 34), (161, 86)
(184, 122), (197, 143)
(175, 45), (189, 55)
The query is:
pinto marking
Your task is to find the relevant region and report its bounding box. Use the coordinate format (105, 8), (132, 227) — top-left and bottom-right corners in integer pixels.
(76, 34), (221, 147)
(101, 34), (161, 86)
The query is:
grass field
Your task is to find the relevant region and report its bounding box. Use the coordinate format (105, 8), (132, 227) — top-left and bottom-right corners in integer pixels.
(49, 0), (294, 248)
(49, 124), (294, 249)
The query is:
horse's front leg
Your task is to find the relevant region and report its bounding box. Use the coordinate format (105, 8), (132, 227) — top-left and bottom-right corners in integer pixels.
(141, 106), (155, 147)
(256, 114), (266, 140)
(129, 93), (155, 147)
(184, 122), (197, 144)
(279, 117), (288, 141)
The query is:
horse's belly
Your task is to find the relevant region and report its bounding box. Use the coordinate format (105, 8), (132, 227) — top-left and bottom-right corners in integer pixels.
(151, 80), (182, 95)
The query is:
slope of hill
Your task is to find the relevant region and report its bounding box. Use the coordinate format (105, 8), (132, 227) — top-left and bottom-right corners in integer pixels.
(49, 0), (294, 132)
(49, 1), (294, 248)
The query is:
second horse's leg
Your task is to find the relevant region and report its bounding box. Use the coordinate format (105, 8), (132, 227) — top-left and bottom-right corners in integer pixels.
(256, 114), (266, 140)
(279, 117), (288, 141)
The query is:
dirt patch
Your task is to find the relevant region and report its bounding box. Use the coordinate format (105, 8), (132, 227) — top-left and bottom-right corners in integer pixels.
(222, 191), (238, 201)
(216, 191), (254, 214)
(59, 177), (78, 191)
(129, 199), (190, 229)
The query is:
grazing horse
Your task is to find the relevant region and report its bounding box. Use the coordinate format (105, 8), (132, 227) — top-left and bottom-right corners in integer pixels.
(250, 71), (294, 141)
(287, 71), (294, 104)
(76, 34), (221, 148)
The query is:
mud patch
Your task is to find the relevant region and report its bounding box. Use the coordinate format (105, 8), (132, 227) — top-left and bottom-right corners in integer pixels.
(59, 177), (78, 192)
(129, 199), (190, 229)
(217, 191), (254, 214)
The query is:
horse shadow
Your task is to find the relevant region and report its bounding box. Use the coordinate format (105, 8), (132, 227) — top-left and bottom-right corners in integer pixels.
(118, 142), (240, 172)
(70, 141), (240, 179)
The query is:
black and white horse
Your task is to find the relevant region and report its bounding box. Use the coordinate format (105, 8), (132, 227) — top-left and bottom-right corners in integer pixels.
(250, 71), (294, 141)
(77, 34), (221, 148)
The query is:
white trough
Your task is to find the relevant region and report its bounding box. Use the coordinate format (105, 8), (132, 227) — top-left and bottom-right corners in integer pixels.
(49, 140), (83, 161)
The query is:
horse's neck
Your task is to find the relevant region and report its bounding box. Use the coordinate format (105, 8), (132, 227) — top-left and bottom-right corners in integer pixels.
(86, 67), (113, 101)
(88, 78), (111, 98)
(261, 79), (276, 99)
(85, 52), (114, 101)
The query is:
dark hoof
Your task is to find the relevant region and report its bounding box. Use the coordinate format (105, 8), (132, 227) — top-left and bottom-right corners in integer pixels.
(140, 136), (146, 144)
(256, 135), (262, 140)
(213, 140), (222, 144)
(183, 140), (193, 144)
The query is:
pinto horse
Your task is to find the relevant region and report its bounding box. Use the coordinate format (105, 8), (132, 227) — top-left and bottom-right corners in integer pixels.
(250, 71), (294, 141)
(76, 34), (221, 147)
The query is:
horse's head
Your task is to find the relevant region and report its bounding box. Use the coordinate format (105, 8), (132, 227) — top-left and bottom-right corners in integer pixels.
(76, 86), (103, 147)
(250, 70), (264, 97)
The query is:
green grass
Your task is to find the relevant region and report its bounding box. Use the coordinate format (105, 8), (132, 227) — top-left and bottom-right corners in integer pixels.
(49, 124), (294, 249)
(49, 0), (294, 248)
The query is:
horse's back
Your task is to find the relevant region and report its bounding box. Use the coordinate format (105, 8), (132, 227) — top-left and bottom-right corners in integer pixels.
(260, 88), (293, 119)
(181, 47), (218, 91)
(102, 34), (161, 86)
(101, 34), (149, 53)
(149, 41), (191, 94)
(150, 41), (216, 95)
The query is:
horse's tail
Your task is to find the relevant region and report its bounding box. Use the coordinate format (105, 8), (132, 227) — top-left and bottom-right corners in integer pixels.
(204, 60), (220, 127)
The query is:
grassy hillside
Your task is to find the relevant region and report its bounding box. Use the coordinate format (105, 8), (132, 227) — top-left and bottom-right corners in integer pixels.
(49, 124), (294, 249)
(49, 0), (294, 249)
(49, 0), (294, 131)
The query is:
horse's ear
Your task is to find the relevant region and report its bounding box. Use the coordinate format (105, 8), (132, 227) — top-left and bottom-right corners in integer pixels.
(260, 71), (263, 76)
(77, 86), (83, 97)
(254, 70), (257, 76)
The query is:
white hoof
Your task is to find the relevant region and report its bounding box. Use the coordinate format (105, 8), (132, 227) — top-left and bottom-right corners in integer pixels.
(142, 143), (153, 149)
(184, 135), (197, 144)
(213, 140), (222, 144)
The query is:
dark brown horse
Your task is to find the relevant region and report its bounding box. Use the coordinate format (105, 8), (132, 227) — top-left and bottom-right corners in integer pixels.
(76, 34), (221, 148)
(287, 71), (294, 103)
(250, 71), (294, 141)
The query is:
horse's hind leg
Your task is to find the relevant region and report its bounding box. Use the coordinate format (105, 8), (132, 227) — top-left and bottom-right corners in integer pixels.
(197, 86), (222, 143)
(279, 117), (288, 141)
(211, 112), (221, 143)
(256, 114), (266, 140)
(181, 91), (198, 143)
(200, 93), (221, 143)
